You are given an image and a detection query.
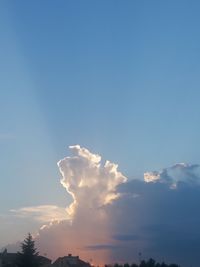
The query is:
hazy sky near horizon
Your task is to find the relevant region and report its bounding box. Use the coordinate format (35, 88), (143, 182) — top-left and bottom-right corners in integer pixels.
(1, 1), (200, 265)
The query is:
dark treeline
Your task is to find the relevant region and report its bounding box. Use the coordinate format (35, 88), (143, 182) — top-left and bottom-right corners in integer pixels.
(1, 233), (181, 267)
(106, 259), (180, 267)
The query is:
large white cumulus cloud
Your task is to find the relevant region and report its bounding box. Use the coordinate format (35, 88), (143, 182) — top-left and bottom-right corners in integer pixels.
(35, 145), (127, 265)
(57, 145), (127, 217)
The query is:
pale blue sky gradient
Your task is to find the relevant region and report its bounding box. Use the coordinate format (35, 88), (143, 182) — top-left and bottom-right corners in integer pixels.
(1, 0), (200, 247)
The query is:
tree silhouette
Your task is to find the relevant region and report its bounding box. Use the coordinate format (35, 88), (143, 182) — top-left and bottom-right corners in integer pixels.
(146, 258), (156, 267)
(108, 259), (181, 267)
(16, 233), (41, 267)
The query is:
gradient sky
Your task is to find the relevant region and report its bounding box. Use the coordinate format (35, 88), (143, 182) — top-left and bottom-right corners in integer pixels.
(1, 1), (200, 265)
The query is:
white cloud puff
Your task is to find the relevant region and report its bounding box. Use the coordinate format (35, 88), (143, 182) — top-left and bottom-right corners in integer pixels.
(57, 145), (127, 217)
(144, 171), (160, 183)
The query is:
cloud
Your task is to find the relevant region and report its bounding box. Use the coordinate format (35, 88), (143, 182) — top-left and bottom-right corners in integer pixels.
(109, 171), (200, 266)
(32, 145), (127, 265)
(35, 151), (200, 266)
(10, 205), (67, 223)
(144, 163), (200, 188)
(144, 171), (160, 183)
(4, 146), (200, 267)
(57, 145), (127, 217)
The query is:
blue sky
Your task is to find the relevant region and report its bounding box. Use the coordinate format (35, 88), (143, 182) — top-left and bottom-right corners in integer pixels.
(1, 1), (200, 259)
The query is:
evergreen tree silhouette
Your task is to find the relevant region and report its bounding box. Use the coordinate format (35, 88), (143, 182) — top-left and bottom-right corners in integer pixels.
(16, 233), (40, 267)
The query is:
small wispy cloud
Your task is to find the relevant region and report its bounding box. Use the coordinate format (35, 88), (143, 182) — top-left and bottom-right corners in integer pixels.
(10, 205), (67, 223)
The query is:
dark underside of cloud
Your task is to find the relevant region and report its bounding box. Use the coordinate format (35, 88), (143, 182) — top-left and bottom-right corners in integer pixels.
(107, 179), (200, 266)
